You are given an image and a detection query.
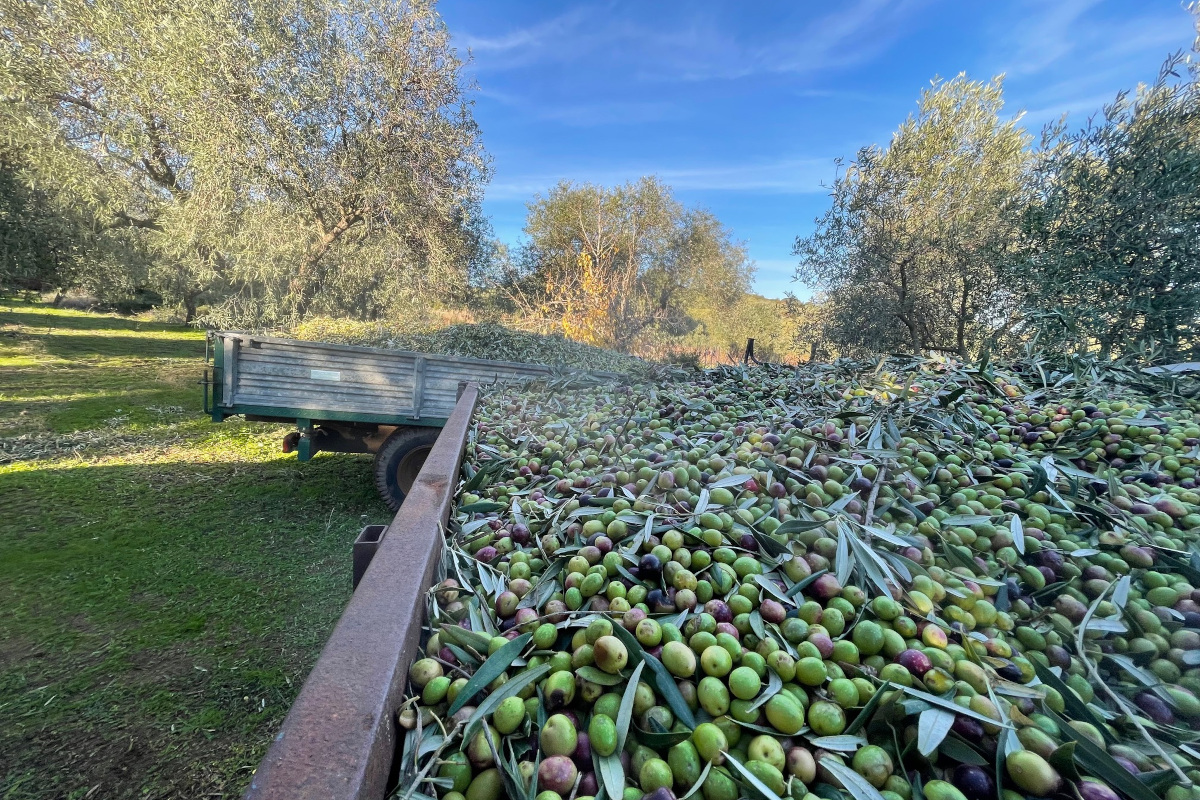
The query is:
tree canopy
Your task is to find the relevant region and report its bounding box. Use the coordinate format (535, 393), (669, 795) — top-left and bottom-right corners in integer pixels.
(793, 75), (1030, 358)
(1009, 53), (1200, 361)
(1, 0), (489, 324)
(505, 177), (754, 352)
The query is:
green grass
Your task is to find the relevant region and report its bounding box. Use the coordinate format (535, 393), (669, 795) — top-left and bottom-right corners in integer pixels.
(0, 300), (394, 798)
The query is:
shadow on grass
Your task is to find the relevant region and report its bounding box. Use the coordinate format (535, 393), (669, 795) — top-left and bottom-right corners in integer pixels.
(0, 309), (204, 361)
(0, 308), (191, 336)
(34, 332), (205, 360)
(0, 443), (393, 799)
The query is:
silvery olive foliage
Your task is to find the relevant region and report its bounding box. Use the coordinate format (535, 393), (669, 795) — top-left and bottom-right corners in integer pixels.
(1010, 50), (1200, 362)
(793, 75), (1031, 359)
(1, 0), (489, 324)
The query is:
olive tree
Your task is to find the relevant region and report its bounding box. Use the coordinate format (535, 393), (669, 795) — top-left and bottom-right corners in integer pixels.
(508, 178), (753, 351)
(1, 0), (488, 323)
(1010, 52), (1200, 362)
(793, 75), (1030, 357)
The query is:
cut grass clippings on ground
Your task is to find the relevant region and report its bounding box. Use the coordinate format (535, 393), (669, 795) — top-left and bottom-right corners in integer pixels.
(0, 299), (389, 799)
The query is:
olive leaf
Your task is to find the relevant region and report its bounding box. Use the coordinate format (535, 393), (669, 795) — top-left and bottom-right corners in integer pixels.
(773, 518), (828, 536)
(1010, 515), (1025, 554)
(576, 666), (625, 686)
(898, 685), (1011, 729)
(747, 667), (784, 712)
(595, 751), (625, 800)
(608, 622), (696, 729)
(786, 568), (828, 599)
(844, 681), (893, 736)
(462, 664), (550, 741)
(724, 752), (786, 800)
(917, 707), (955, 756)
(448, 632), (532, 714)
(819, 758), (887, 800)
(710, 473), (753, 489)
(808, 735), (868, 752)
(459, 501), (506, 514)
(937, 735), (988, 766)
(615, 660), (646, 753)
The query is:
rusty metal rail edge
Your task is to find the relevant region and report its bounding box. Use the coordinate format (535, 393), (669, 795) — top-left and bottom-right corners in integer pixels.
(245, 383), (480, 800)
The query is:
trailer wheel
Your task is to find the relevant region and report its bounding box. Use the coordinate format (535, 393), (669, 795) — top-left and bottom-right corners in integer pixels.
(373, 427), (441, 511)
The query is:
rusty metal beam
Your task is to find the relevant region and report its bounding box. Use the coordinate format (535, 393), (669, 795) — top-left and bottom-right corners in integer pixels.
(244, 383), (479, 800)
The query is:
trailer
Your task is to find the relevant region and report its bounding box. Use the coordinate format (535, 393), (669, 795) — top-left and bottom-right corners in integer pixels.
(204, 331), (618, 509)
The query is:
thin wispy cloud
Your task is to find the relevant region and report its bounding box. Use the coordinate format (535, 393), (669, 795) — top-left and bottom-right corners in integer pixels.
(456, 0), (930, 82)
(978, 1), (1194, 133)
(484, 157), (833, 201)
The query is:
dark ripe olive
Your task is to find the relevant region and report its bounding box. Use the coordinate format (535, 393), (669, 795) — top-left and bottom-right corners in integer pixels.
(1078, 779), (1120, 800)
(1005, 578), (1023, 602)
(952, 764), (995, 800)
(646, 589), (665, 608)
(573, 733), (592, 770)
(1134, 691), (1175, 725)
(1183, 612), (1200, 628)
(952, 715), (983, 741)
(1037, 566), (1057, 585)
(996, 458), (1013, 468)
(851, 476), (873, 494)
(994, 661), (1023, 682)
(578, 773), (598, 797)
(640, 554), (663, 577)
(643, 788), (676, 800)
(715, 622), (738, 638)
(705, 600), (733, 623)
(740, 533), (759, 552)
(896, 649), (932, 677)
(1112, 756), (1140, 775)
(1038, 550), (1064, 573)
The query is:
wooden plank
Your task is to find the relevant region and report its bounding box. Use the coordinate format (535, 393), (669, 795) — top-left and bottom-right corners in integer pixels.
(412, 356), (427, 419)
(233, 361), (417, 387)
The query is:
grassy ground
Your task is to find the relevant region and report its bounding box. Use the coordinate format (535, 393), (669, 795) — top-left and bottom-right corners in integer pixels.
(0, 300), (393, 798)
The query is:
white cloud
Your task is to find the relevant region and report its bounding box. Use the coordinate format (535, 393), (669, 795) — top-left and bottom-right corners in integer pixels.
(984, 2), (1194, 133)
(455, 0), (930, 81)
(483, 157), (835, 200)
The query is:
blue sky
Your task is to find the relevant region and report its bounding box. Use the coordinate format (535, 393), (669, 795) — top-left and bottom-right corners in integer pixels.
(437, 0), (1197, 299)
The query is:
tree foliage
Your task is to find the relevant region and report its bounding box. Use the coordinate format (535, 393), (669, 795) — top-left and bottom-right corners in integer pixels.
(1, 0), (488, 323)
(506, 178), (754, 351)
(1010, 53), (1200, 361)
(793, 75), (1031, 357)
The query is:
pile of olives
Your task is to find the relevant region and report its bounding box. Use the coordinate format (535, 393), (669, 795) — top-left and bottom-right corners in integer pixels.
(398, 359), (1200, 800)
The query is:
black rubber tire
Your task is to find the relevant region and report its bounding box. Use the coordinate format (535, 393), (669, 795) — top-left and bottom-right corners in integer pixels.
(373, 427), (441, 511)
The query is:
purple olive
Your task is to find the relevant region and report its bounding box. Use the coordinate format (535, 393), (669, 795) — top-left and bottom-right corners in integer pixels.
(952, 764), (995, 800)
